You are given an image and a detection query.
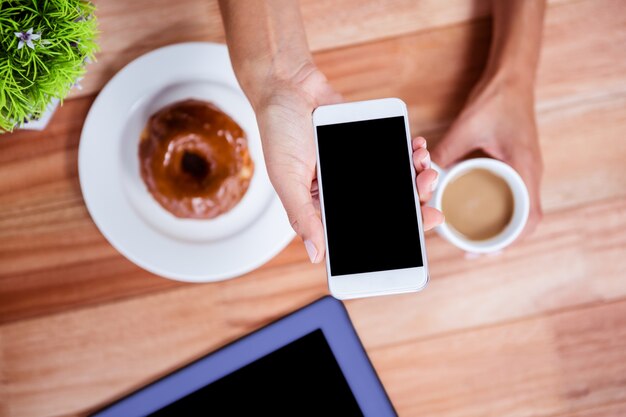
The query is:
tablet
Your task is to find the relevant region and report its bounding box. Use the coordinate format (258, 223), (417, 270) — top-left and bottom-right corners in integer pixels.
(90, 296), (396, 416)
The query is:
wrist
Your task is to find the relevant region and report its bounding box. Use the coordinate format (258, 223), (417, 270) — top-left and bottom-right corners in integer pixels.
(485, 59), (536, 89)
(233, 51), (315, 110)
(473, 64), (536, 105)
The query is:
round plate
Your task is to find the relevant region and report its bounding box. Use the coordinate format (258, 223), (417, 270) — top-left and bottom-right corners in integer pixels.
(79, 43), (295, 282)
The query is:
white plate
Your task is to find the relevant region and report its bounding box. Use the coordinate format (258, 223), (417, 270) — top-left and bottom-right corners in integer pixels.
(79, 43), (295, 282)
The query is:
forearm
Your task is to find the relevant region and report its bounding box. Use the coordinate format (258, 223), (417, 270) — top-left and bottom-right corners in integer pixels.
(218, 0), (313, 107)
(484, 0), (546, 90)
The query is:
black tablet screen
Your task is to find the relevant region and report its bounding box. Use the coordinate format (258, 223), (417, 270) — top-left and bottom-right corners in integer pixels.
(148, 329), (364, 416)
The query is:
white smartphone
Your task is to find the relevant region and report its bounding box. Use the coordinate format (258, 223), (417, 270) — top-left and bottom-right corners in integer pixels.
(312, 98), (429, 300)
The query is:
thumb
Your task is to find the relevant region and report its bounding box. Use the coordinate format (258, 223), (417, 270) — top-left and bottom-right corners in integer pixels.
(275, 180), (325, 264)
(317, 87), (343, 106)
(430, 121), (476, 168)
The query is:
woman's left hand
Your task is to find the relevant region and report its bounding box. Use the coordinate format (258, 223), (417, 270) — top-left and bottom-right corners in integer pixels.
(412, 136), (445, 231)
(430, 77), (543, 236)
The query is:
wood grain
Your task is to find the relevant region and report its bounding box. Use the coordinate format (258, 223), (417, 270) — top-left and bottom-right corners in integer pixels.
(372, 299), (626, 416)
(80, 0), (490, 98)
(2, 0), (626, 324)
(2, 0), (626, 416)
(1, 234), (626, 415)
(0, 93), (306, 322)
(79, 0), (583, 100)
(564, 402), (626, 417)
(350, 196), (626, 350)
(1, 263), (327, 417)
(317, 0), (626, 137)
(2, 196), (625, 417)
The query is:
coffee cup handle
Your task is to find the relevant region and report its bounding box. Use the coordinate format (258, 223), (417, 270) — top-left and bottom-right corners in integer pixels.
(427, 161), (445, 210)
(430, 161), (444, 176)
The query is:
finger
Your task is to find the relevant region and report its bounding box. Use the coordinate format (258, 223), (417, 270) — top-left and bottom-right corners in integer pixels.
(522, 202), (543, 238)
(412, 148), (431, 174)
(310, 179), (321, 212)
(416, 168), (438, 203)
(310, 178), (319, 196)
(430, 121), (476, 168)
(508, 155), (544, 239)
(422, 206), (445, 231)
(412, 136), (427, 151)
(275, 180), (326, 264)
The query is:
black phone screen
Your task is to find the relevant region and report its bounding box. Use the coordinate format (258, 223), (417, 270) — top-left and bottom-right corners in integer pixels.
(316, 116), (423, 276)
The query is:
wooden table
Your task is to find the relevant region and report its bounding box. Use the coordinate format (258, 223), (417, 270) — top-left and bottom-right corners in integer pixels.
(2, 0), (626, 416)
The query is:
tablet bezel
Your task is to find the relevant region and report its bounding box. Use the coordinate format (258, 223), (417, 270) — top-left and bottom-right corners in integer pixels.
(89, 296), (396, 416)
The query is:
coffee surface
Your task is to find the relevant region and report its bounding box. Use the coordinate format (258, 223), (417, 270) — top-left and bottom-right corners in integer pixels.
(442, 169), (514, 241)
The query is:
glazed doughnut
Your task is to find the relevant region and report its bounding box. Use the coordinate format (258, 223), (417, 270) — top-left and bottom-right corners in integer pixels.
(139, 99), (254, 219)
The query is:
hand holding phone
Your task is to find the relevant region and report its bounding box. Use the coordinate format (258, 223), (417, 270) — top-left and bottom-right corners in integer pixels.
(313, 98), (438, 299)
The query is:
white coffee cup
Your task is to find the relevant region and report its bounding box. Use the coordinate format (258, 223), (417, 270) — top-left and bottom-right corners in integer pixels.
(429, 158), (529, 254)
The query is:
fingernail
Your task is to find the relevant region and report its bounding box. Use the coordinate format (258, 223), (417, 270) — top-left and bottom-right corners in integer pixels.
(418, 137), (427, 149)
(421, 152), (431, 169)
(304, 240), (318, 263)
(430, 172), (439, 191)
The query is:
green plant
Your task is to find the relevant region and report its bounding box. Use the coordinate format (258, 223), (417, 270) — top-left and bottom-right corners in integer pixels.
(0, 0), (98, 132)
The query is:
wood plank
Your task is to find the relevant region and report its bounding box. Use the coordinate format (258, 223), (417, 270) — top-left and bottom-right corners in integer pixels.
(79, 0), (224, 100)
(0, 331), (7, 417)
(349, 195), (626, 350)
(303, 0), (574, 55)
(536, 0), (626, 108)
(0, 95), (308, 323)
(316, 18), (490, 136)
(1, 195), (625, 417)
(562, 401), (626, 417)
(1, 1), (625, 416)
(0, 239), (308, 324)
(316, 0), (626, 209)
(317, 0), (626, 133)
(3, 93), (625, 324)
(1, 263), (327, 417)
(539, 95), (626, 213)
(371, 299), (626, 416)
(77, 0), (586, 99)
(301, 0), (492, 50)
(79, 0), (492, 99)
(1, 0), (626, 323)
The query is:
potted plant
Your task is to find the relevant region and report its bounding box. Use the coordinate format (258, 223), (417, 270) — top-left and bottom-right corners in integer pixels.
(0, 0), (98, 132)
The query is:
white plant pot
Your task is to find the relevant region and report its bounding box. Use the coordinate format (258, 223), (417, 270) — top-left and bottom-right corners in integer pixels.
(20, 98), (60, 131)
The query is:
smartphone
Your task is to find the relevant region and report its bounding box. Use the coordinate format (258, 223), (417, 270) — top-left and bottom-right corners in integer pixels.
(312, 98), (429, 299)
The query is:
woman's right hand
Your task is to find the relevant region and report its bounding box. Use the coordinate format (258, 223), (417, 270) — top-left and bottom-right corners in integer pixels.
(219, 0), (352, 263)
(250, 64), (343, 264)
(247, 64), (444, 264)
